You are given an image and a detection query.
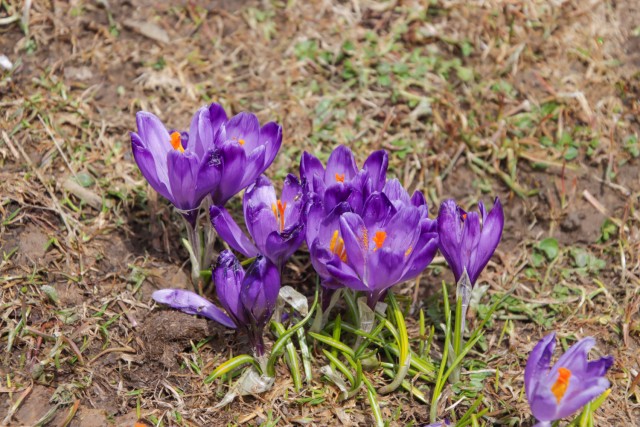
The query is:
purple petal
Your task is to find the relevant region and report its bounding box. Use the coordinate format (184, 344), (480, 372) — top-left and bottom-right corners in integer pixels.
(167, 150), (200, 211)
(194, 148), (222, 202)
(437, 199), (464, 282)
(152, 289), (236, 329)
(244, 175), (277, 213)
(208, 103), (229, 133)
(460, 211), (482, 283)
(264, 225), (305, 268)
(586, 355), (614, 377)
(136, 111), (172, 185)
(325, 145), (357, 185)
(210, 141), (247, 205)
(213, 250), (248, 326)
(339, 213), (367, 280)
(241, 256), (280, 328)
(366, 248), (405, 293)
(188, 106), (214, 159)
(300, 151), (325, 192)
(469, 197), (504, 283)
(324, 184), (353, 213)
(361, 192), (396, 229)
(131, 132), (172, 201)
(363, 150), (389, 191)
(281, 174), (303, 206)
(259, 121), (283, 169)
(383, 179), (412, 206)
(555, 377), (610, 419)
(525, 333), (556, 402)
(223, 112), (260, 151)
(400, 224), (438, 282)
(325, 258), (368, 291)
(210, 205), (259, 258)
(245, 207), (278, 254)
(239, 144), (267, 189)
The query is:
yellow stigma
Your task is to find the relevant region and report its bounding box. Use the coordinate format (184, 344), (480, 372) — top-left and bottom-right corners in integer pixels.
(329, 230), (347, 262)
(335, 173), (345, 183)
(372, 231), (387, 250)
(238, 138), (245, 146)
(551, 367), (572, 403)
(271, 200), (287, 233)
(405, 246), (413, 257)
(170, 131), (184, 153)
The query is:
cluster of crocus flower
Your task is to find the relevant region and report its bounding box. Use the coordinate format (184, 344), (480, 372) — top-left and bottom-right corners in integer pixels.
(133, 104), (613, 425)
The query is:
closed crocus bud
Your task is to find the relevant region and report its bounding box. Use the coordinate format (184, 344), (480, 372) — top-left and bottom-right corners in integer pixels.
(210, 251), (280, 356)
(241, 256), (280, 329)
(437, 197), (504, 286)
(214, 250), (249, 327)
(525, 333), (613, 427)
(240, 255), (280, 356)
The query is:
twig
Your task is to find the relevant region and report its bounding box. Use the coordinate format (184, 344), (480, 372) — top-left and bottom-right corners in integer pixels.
(39, 115), (77, 176)
(1, 383), (33, 425)
(88, 346), (136, 365)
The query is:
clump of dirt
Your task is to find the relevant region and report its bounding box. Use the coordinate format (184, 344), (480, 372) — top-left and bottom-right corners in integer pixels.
(140, 310), (225, 369)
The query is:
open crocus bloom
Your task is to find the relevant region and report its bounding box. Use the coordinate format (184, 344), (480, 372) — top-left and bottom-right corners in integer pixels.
(209, 112), (282, 206)
(436, 197), (504, 286)
(210, 174), (306, 269)
(336, 192), (438, 307)
(130, 104), (227, 225)
(525, 333), (613, 426)
(152, 251), (279, 356)
(300, 145), (388, 215)
(307, 189), (438, 307)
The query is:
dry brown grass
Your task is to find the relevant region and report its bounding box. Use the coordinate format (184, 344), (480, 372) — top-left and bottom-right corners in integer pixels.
(1, 0), (639, 425)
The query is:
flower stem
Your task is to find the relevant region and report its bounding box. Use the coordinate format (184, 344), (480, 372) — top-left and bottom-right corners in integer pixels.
(248, 327), (266, 358)
(378, 292), (411, 394)
(450, 270), (472, 383)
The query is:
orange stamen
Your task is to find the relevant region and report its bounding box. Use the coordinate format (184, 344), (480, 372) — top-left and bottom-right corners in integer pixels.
(329, 230), (347, 262)
(170, 131), (184, 153)
(461, 213), (467, 221)
(271, 200), (287, 233)
(335, 173), (345, 183)
(551, 367), (572, 403)
(238, 138), (245, 146)
(404, 246), (413, 257)
(372, 231), (387, 250)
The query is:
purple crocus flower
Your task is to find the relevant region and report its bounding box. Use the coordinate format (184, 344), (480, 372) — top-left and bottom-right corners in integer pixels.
(436, 197), (504, 286)
(210, 174), (306, 269)
(130, 104), (227, 226)
(209, 112), (282, 206)
(215, 251), (280, 356)
(152, 251), (280, 356)
(300, 145), (388, 215)
(525, 333), (613, 427)
(307, 188), (438, 307)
